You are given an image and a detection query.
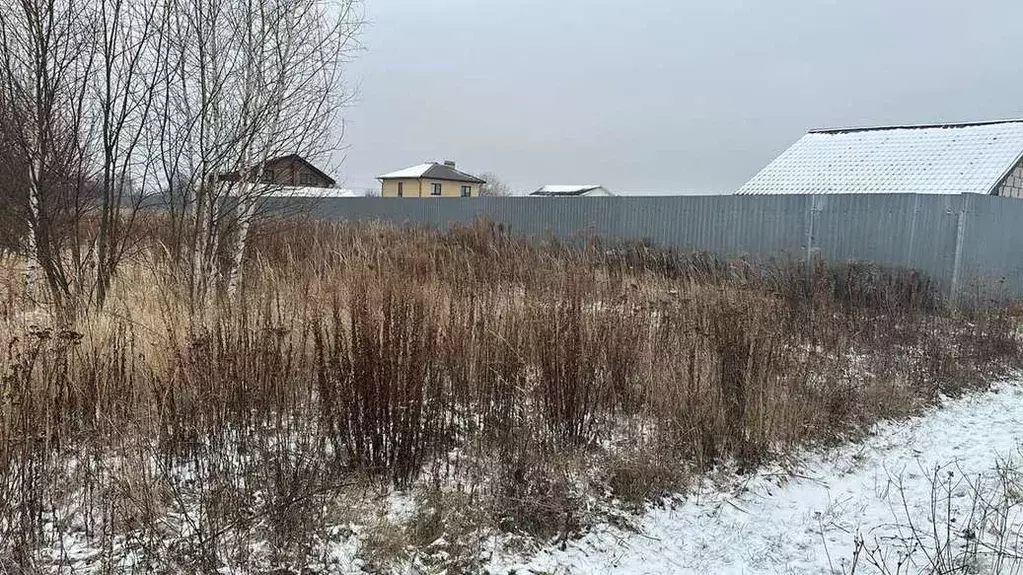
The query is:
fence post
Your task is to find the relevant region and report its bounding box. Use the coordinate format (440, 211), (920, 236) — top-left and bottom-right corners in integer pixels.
(949, 195), (969, 303)
(906, 194), (920, 264)
(804, 195), (822, 283)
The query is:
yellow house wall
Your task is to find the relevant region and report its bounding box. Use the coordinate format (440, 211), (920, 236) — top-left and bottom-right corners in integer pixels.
(380, 178), (479, 198)
(381, 178), (422, 197)
(421, 179), (479, 198)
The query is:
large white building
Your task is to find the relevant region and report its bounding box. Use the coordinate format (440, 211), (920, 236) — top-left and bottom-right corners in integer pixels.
(737, 119), (1023, 197)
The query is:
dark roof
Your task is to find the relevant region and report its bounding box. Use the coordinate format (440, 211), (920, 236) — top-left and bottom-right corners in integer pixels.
(424, 163), (485, 183)
(266, 154), (336, 186)
(218, 154), (336, 186)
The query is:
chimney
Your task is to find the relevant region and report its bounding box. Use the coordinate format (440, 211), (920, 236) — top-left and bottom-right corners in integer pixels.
(443, 160), (456, 168)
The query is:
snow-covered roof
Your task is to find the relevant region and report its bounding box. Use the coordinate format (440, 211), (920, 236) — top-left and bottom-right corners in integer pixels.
(530, 185), (613, 196)
(262, 186), (366, 198)
(536, 186), (597, 194)
(377, 162), (485, 183)
(377, 163), (435, 179)
(736, 120), (1023, 195)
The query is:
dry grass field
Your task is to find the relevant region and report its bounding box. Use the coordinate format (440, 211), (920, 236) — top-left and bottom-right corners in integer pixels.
(0, 218), (1018, 572)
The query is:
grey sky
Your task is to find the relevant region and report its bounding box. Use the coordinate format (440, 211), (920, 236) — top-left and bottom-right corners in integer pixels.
(337, 0), (1023, 195)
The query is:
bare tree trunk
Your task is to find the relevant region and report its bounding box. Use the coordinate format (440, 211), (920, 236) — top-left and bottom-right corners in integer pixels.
(24, 151), (41, 299)
(226, 183), (252, 297)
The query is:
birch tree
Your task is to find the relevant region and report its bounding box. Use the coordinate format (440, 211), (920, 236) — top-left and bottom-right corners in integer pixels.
(154, 0), (361, 305)
(223, 0), (361, 296)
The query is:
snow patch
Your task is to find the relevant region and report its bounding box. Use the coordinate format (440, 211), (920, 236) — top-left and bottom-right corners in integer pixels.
(489, 381), (1023, 574)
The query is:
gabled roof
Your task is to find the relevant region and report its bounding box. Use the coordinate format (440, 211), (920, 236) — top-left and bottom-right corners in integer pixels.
(266, 154), (337, 186)
(219, 154), (336, 186)
(736, 120), (1023, 196)
(530, 185), (610, 196)
(377, 162), (485, 183)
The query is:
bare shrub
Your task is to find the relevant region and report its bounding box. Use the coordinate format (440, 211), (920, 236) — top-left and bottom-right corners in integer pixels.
(602, 443), (686, 511)
(491, 448), (583, 541)
(846, 459), (1023, 575)
(314, 277), (445, 489)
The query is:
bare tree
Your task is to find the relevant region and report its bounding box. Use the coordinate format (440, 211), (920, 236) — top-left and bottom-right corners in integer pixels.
(91, 0), (171, 307)
(0, 0), (173, 314)
(0, 92), (25, 254)
(223, 0), (362, 297)
(478, 172), (511, 197)
(153, 0), (362, 307)
(0, 0), (361, 315)
(0, 0), (95, 312)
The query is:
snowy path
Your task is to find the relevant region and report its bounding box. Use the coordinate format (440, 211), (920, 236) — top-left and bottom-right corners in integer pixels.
(490, 381), (1023, 574)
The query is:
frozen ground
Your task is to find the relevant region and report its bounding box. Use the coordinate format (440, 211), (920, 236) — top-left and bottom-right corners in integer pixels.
(489, 380), (1023, 574)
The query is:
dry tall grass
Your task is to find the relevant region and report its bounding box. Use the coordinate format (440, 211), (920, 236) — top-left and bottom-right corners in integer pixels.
(0, 218), (1018, 572)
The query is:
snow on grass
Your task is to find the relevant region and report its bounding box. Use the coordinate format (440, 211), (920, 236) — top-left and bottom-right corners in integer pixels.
(488, 380), (1023, 575)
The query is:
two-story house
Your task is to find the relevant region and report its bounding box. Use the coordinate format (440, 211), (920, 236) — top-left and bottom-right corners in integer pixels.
(377, 161), (485, 198)
(220, 154), (336, 188)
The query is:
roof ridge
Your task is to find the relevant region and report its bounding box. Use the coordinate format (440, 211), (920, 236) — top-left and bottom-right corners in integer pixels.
(809, 119), (1023, 135)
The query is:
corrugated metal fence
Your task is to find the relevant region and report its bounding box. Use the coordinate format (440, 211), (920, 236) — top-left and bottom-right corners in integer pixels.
(278, 193), (1023, 300)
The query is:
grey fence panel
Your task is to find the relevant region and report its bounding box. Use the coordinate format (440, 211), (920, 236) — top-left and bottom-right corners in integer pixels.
(668, 195), (807, 257)
(276, 194), (1023, 300)
(956, 195), (1023, 300)
(901, 195), (963, 289)
(812, 194), (962, 293)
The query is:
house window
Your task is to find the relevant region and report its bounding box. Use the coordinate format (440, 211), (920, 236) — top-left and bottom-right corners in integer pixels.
(431, 183), (442, 196)
(397, 182), (403, 197)
(299, 172), (317, 185)
(262, 169), (275, 183)
(461, 185), (471, 197)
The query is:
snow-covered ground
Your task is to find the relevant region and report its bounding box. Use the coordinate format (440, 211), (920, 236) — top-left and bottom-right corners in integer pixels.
(29, 380), (1023, 574)
(490, 380), (1023, 574)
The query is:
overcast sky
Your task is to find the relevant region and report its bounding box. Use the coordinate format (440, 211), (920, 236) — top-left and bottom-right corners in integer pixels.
(336, 0), (1023, 195)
